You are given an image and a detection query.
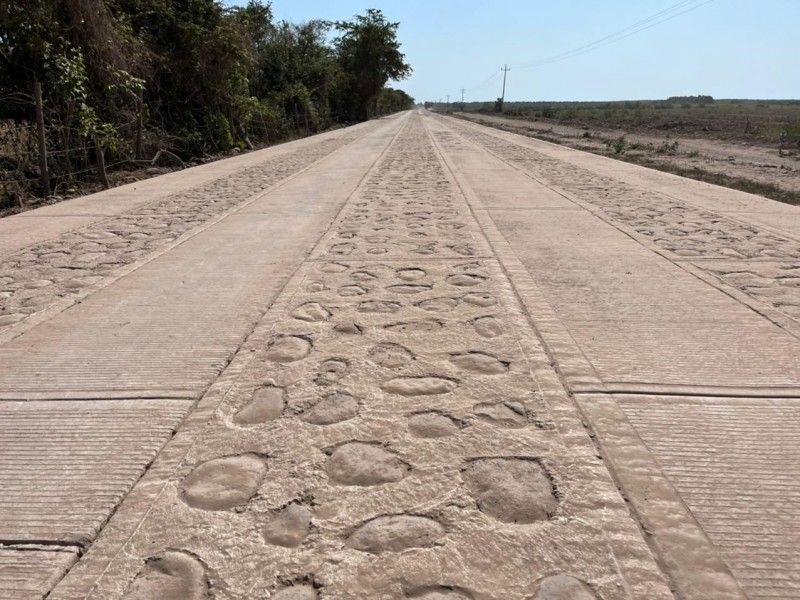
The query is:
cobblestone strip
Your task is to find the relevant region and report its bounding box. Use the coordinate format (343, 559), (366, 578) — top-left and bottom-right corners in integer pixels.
(0, 127), (371, 339)
(53, 114), (674, 600)
(439, 117), (800, 330)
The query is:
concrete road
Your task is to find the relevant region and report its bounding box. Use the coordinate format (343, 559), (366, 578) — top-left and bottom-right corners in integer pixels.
(1, 111), (798, 599)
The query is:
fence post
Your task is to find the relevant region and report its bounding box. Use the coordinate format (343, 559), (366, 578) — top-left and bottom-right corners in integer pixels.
(135, 89), (144, 160)
(33, 79), (51, 197)
(94, 138), (110, 189)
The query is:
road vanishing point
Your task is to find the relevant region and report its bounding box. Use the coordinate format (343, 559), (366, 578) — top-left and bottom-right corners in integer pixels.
(1, 111), (799, 599)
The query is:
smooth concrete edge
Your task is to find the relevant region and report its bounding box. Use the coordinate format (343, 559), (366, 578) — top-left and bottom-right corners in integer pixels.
(576, 394), (747, 600)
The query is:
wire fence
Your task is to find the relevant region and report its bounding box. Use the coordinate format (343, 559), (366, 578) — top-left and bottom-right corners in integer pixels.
(0, 106), (339, 212)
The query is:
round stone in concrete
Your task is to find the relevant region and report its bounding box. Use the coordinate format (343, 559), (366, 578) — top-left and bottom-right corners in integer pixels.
(347, 515), (444, 554)
(264, 504), (313, 548)
(463, 458), (557, 523)
(233, 387), (285, 425)
(123, 550), (208, 600)
(180, 454), (267, 510)
(326, 443), (409, 486)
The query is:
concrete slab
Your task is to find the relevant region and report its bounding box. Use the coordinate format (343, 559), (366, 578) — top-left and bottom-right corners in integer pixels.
(617, 395), (800, 600)
(0, 400), (191, 544)
(430, 113), (800, 599)
(0, 547), (78, 600)
(445, 115), (800, 239)
(0, 123), (381, 342)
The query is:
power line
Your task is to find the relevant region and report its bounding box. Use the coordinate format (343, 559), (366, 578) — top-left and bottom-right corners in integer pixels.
(514, 0), (714, 70)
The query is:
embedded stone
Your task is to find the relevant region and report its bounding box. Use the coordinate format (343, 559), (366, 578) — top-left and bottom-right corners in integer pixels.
(382, 377), (457, 396)
(446, 273), (486, 287)
(180, 454), (267, 510)
(301, 393), (359, 425)
(449, 352), (509, 375)
(321, 262), (348, 273)
(473, 401), (528, 428)
(315, 358), (349, 386)
(233, 386), (285, 424)
(369, 343), (415, 368)
(408, 413), (459, 438)
(396, 268), (427, 281)
(291, 302), (332, 322)
(264, 504), (313, 548)
(416, 297), (458, 312)
(327, 443), (409, 486)
(124, 550), (209, 600)
(265, 336), (312, 362)
(462, 293), (496, 307)
(347, 515), (444, 554)
(463, 458), (557, 523)
(333, 321), (363, 335)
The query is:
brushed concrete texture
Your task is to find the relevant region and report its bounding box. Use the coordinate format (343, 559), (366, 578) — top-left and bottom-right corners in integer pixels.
(0, 547), (78, 600)
(0, 400), (190, 544)
(50, 115), (672, 600)
(620, 396), (800, 600)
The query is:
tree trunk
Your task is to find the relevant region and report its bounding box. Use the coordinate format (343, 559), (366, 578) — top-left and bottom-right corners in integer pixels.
(33, 80), (51, 197)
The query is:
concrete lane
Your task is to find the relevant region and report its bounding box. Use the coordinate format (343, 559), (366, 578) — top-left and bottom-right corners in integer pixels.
(0, 114), (406, 598)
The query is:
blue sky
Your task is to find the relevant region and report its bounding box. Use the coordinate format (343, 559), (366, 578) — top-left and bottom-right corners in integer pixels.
(229, 0), (799, 102)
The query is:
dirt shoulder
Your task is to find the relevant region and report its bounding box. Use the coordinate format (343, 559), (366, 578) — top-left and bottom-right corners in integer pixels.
(454, 112), (800, 204)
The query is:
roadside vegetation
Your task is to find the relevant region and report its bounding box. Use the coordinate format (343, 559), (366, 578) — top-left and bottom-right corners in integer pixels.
(440, 97), (800, 205)
(0, 2), (413, 212)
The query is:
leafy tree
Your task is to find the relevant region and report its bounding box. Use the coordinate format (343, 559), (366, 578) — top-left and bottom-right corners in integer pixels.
(332, 9), (411, 121)
(1, 1), (414, 207)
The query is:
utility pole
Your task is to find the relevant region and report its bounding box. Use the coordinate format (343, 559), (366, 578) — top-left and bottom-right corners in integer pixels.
(446, 94), (450, 107)
(500, 64), (511, 112)
(460, 88), (465, 111)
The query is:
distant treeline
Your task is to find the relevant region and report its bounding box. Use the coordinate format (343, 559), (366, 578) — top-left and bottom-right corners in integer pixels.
(0, 1), (413, 203)
(666, 95), (714, 104)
